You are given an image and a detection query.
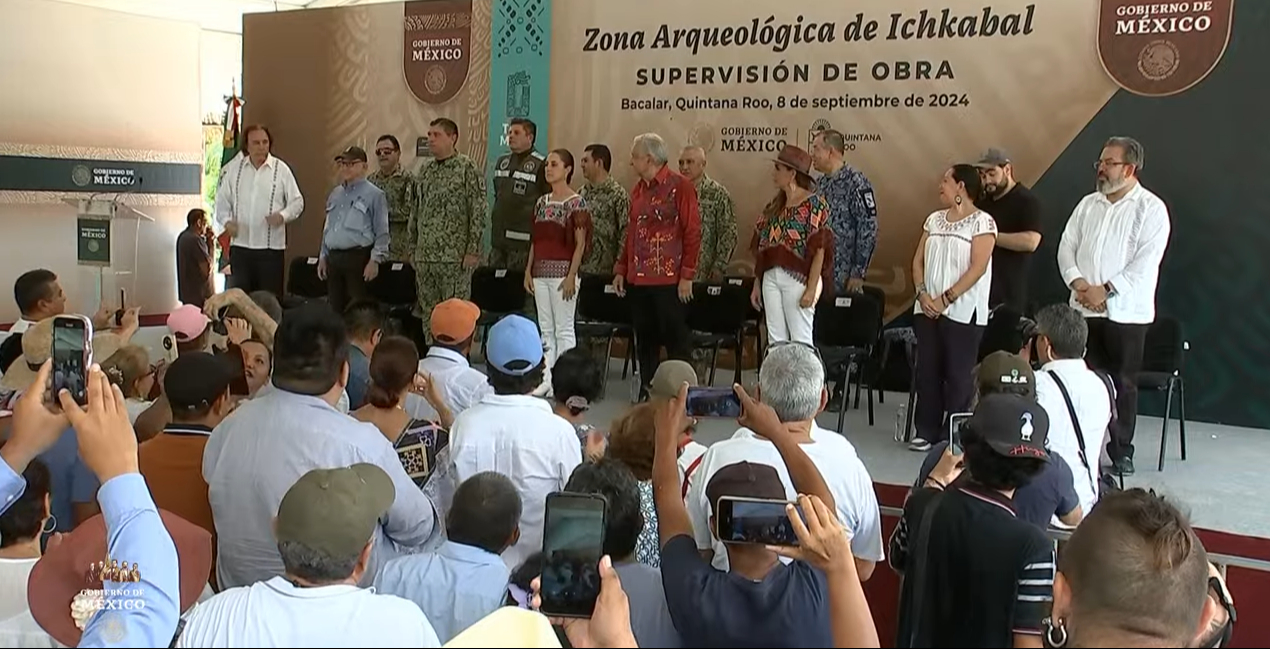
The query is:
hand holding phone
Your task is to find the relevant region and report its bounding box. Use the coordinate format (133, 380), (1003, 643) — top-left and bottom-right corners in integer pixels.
(684, 386), (741, 419)
(948, 412), (972, 455)
(540, 492), (607, 618)
(715, 496), (802, 547)
(49, 316), (93, 407)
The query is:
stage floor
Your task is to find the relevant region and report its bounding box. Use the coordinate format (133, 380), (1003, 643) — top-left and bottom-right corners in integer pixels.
(584, 362), (1267, 539)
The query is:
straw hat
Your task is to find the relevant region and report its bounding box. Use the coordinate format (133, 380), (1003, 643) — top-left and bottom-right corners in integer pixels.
(0, 318), (123, 392)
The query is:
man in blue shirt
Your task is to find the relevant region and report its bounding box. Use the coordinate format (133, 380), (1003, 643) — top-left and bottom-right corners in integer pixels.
(374, 471), (520, 643)
(317, 145), (391, 315)
(341, 300), (385, 411)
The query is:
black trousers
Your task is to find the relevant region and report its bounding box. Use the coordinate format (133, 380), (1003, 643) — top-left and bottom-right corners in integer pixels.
(1085, 318), (1148, 460)
(228, 246), (285, 299)
(914, 314), (985, 443)
(326, 247), (372, 315)
(628, 284), (691, 387)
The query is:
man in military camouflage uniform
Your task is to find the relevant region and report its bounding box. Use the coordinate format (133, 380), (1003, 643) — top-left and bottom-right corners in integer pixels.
(367, 134), (414, 262)
(678, 146), (737, 281)
(407, 117), (487, 341)
(489, 117), (545, 271)
(579, 143), (630, 276)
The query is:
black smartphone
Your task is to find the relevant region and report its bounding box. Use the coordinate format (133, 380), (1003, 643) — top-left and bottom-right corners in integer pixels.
(113, 289), (126, 327)
(948, 412), (973, 455)
(540, 492), (607, 618)
(685, 386), (741, 418)
(50, 315), (93, 406)
(716, 496), (802, 546)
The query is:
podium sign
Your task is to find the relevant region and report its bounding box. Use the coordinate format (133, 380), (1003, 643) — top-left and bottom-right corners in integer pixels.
(77, 217), (112, 266)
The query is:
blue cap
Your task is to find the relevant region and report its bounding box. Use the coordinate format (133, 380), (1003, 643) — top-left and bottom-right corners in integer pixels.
(486, 315), (543, 376)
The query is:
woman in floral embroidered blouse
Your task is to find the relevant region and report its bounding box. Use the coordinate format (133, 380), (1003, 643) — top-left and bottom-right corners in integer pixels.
(750, 145), (834, 345)
(526, 149), (593, 392)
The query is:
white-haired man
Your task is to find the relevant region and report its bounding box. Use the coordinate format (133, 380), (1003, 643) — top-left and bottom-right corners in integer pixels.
(612, 133), (702, 399)
(684, 342), (883, 580)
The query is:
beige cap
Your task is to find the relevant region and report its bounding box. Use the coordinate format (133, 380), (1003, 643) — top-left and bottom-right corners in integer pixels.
(649, 360), (698, 400)
(0, 318), (123, 391)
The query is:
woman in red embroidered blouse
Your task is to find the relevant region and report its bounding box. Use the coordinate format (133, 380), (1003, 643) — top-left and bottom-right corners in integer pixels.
(526, 149), (593, 392)
(750, 145), (834, 345)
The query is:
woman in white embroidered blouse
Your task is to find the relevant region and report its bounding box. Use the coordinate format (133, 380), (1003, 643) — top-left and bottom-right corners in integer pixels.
(909, 164), (998, 451)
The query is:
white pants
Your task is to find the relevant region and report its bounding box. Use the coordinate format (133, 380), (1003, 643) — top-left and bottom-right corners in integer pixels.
(533, 275), (580, 385)
(761, 268), (819, 345)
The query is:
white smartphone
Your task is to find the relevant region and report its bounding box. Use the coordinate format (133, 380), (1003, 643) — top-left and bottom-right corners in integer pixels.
(948, 412), (973, 455)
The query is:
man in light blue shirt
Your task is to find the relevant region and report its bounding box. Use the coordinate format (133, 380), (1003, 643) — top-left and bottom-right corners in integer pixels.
(317, 145), (391, 315)
(374, 471), (520, 643)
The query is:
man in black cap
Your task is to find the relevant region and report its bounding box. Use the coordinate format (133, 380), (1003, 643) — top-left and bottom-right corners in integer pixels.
(317, 145), (391, 314)
(975, 148), (1043, 314)
(890, 393), (1056, 648)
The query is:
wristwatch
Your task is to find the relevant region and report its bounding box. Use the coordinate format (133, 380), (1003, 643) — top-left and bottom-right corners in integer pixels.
(1103, 282), (1118, 297)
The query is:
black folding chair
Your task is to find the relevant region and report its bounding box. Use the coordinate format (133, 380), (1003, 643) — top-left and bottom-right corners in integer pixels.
(469, 266), (528, 361)
(369, 262), (424, 352)
(575, 273), (634, 398)
(687, 277), (754, 386)
(1137, 316), (1189, 472)
(283, 256), (327, 310)
(813, 289), (884, 433)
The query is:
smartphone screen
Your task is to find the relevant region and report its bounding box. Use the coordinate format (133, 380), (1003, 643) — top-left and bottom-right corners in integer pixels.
(685, 386), (741, 418)
(540, 492), (607, 618)
(51, 316), (92, 406)
(114, 289), (126, 327)
(948, 412), (973, 455)
(716, 497), (802, 546)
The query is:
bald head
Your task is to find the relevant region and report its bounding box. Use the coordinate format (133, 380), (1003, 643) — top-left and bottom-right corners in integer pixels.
(678, 146), (707, 182)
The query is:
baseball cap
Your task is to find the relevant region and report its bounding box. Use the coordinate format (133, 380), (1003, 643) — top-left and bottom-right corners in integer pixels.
(649, 360), (698, 400)
(164, 352), (234, 413)
(975, 148), (1011, 168)
(705, 461), (786, 516)
(430, 298), (481, 344)
(166, 304), (210, 342)
(485, 315), (543, 377)
(968, 393), (1050, 460)
(27, 511), (212, 647)
(334, 146), (368, 163)
(275, 464), (395, 558)
(0, 319), (123, 392)
(976, 351), (1034, 394)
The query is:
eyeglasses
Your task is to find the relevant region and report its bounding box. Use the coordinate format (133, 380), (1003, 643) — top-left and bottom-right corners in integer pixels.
(1092, 160), (1130, 170)
(375, 148), (396, 155)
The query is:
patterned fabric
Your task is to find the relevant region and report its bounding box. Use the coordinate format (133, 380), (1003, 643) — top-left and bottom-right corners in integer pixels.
(616, 165), (703, 286)
(634, 480), (661, 568)
(579, 176), (630, 276)
(752, 193), (834, 284)
(368, 166), (415, 261)
(531, 194), (592, 278)
(395, 418), (451, 488)
(816, 163), (879, 287)
(694, 176), (738, 281)
(407, 153), (487, 264)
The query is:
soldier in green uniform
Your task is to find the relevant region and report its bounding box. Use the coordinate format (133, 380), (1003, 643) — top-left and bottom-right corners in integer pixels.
(406, 117), (487, 340)
(490, 117), (546, 271)
(578, 143), (630, 276)
(678, 145), (737, 281)
(367, 134), (414, 262)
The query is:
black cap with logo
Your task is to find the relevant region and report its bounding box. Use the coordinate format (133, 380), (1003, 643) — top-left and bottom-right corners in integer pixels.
(968, 393), (1050, 460)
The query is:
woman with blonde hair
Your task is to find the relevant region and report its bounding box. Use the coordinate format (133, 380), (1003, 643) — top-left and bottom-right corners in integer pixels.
(99, 344), (157, 424)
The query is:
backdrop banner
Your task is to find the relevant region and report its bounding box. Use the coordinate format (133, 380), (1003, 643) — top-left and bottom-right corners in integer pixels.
(486, 0), (552, 197)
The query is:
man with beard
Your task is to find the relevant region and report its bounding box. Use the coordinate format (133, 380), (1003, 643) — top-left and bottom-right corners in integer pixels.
(1057, 137), (1170, 477)
(974, 149), (1043, 314)
(368, 135), (414, 262)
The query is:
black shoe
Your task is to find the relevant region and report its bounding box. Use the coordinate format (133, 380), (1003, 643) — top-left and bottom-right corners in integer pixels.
(825, 388), (846, 413)
(1113, 456), (1135, 476)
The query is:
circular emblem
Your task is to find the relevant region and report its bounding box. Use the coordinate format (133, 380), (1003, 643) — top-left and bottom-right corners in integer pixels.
(1137, 40), (1180, 81)
(499, 157), (510, 170)
(98, 612), (125, 643)
(423, 65), (447, 95)
(87, 240), (100, 253)
(688, 123), (715, 153)
(71, 165), (91, 187)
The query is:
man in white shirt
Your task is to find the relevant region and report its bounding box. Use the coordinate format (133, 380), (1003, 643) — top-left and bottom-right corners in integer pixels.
(686, 343), (884, 580)
(1056, 136), (1170, 476)
(406, 298), (493, 420)
(1032, 304), (1115, 517)
(178, 464), (441, 647)
(214, 124), (305, 298)
(7, 269), (112, 335)
(204, 303), (437, 590)
(448, 314), (582, 570)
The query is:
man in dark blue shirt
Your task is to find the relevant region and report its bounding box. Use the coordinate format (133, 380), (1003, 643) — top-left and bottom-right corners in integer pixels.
(341, 300), (384, 410)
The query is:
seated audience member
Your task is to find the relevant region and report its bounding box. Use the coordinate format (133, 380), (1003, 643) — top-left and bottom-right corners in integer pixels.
(375, 471), (521, 644)
(550, 347), (607, 460)
(202, 287), (279, 350)
(916, 351), (1083, 529)
(449, 314), (582, 569)
(177, 465), (441, 647)
(408, 299), (493, 420)
(1032, 304), (1114, 517)
(353, 336), (453, 488)
(651, 382), (840, 647)
(687, 343), (883, 578)
(0, 320), (127, 531)
(138, 352), (236, 588)
(1049, 489), (1230, 648)
(343, 300), (385, 410)
(99, 344), (157, 423)
(240, 338), (272, 396)
(646, 360), (708, 486)
(203, 302), (437, 590)
(167, 304), (214, 355)
(564, 458), (682, 647)
(606, 403), (662, 568)
(890, 393), (1055, 648)
(9, 269), (114, 335)
(0, 459), (56, 647)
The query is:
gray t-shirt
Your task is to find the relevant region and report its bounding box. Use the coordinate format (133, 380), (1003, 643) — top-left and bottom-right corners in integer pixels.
(613, 560), (682, 648)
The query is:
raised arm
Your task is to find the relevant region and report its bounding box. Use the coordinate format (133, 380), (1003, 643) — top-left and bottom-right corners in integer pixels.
(652, 384), (697, 547)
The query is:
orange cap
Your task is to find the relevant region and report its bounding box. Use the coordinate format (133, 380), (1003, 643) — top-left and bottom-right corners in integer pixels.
(430, 299), (481, 344)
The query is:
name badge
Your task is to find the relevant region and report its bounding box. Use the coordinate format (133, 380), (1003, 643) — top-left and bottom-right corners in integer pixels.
(727, 278), (743, 286)
(391, 263), (404, 271)
(505, 230), (531, 242)
(494, 269), (508, 278)
(306, 257), (319, 265)
(707, 286), (721, 296)
(835, 297), (853, 307)
(603, 284), (618, 294)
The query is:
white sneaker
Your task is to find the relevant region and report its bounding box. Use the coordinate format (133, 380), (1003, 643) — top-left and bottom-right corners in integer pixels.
(908, 439), (933, 452)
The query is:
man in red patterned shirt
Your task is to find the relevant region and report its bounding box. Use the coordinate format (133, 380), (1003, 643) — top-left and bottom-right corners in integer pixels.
(612, 133), (703, 399)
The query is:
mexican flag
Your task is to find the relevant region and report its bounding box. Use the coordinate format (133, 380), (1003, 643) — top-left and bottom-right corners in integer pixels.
(221, 87), (243, 167)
